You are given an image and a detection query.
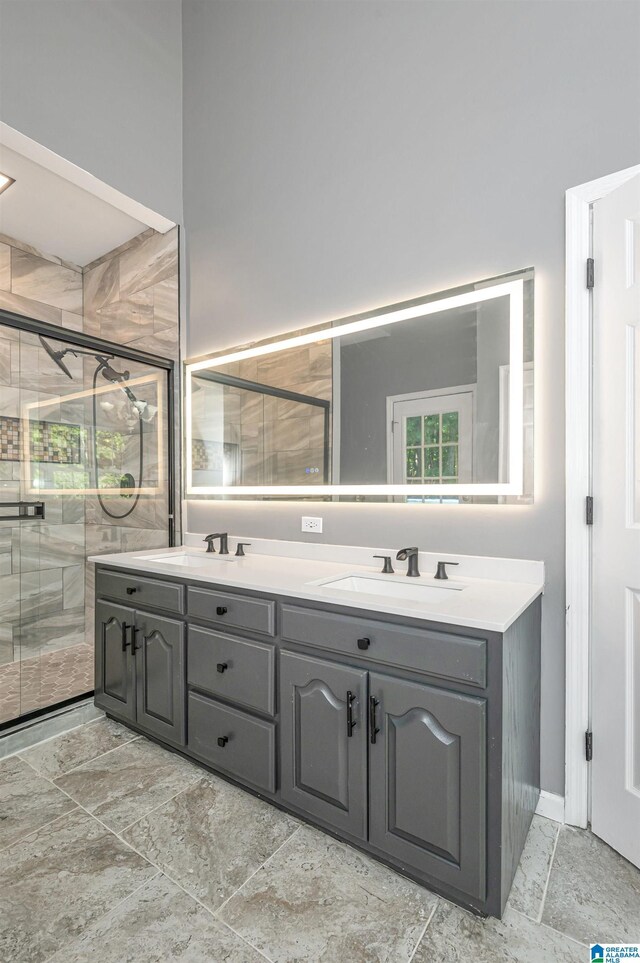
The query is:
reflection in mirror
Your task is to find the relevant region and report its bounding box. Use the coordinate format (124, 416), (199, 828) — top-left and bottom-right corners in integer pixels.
(186, 270), (533, 503)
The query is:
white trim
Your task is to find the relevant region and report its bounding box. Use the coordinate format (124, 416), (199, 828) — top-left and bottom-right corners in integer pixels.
(535, 790), (565, 824)
(565, 164), (640, 829)
(0, 121), (175, 234)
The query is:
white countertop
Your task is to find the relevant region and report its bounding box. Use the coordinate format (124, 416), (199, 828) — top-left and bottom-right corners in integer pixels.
(89, 537), (544, 633)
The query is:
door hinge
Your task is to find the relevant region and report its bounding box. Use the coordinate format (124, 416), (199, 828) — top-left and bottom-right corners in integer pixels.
(586, 257), (595, 289)
(585, 495), (594, 525)
(585, 730), (593, 762)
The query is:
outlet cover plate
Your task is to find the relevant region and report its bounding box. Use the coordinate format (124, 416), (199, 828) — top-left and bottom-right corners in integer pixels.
(301, 516), (323, 534)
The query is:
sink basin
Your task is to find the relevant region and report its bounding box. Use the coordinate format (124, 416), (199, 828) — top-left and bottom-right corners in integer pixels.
(137, 552), (236, 567)
(316, 574), (463, 604)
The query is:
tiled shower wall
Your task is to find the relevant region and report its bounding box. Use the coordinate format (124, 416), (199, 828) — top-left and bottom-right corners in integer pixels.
(0, 227), (179, 722)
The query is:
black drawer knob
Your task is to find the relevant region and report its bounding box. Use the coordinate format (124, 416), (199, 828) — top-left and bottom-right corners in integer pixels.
(217, 736), (229, 748)
(126, 587), (137, 595)
(216, 606), (228, 616)
(357, 637), (371, 650)
(217, 662), (228, 673)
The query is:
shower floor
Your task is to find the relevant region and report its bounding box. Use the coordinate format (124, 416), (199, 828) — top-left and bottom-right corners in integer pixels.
(0, 643), (93, 724)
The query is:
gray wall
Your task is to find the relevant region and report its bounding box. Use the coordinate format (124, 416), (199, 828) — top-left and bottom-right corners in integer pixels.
(0, 0), (183, 223)
(340, 309), (477, 483)
(183, 0), (640, 795)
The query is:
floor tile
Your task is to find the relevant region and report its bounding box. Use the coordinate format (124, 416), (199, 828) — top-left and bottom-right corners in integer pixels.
(20, 716), (138, 779)
(412, 902), (584, 963)
(0, 755), (76, 850)
(47, 873), (268, 963)
(218, 824), (438, 962)
(122, 773), (299, 911)
(507, 814), (559, 920)
(542, 824), (640, 944)
(0, 808), (156, 963)
(54, 738), (201, 833)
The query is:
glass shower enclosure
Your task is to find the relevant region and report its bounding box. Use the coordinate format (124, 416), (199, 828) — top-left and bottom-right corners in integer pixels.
(0, 316), (174, 727)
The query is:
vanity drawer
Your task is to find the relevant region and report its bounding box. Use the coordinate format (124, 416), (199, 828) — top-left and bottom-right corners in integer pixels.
(280, 605), (487, 688)
(188, 586), (275, 637)
(187, 690), (276, 793)
(96, 569), (184, 615)
(188, 626), (275, 716)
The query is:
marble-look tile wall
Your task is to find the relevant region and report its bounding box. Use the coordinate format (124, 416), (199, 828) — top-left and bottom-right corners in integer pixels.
(220, 341), (332, 485)
(0, 228), (179, 722)
(82, 227), (179, 639)
(0, 236), (86, 681)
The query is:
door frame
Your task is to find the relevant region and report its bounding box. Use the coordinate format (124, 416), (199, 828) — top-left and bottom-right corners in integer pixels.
(565, 163), (640, 828)
(386, 384), (477, 484)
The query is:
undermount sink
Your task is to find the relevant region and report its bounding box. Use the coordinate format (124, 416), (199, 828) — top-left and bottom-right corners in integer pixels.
(315, 574), (464, 604)
(137, 552), (236, 567)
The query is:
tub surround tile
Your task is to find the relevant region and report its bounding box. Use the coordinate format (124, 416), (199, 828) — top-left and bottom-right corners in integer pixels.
(83, 257), (119, 314)
(61, 310), (84, 332)
(507, 814), (559, 921)
(119, 228), (178, 300)
(218, 824), (438, 962)
(122, 774), (299, 911)
(54, 738), (201, 833)
(63, 564), (85, 610)
(83, 228), (155, 273)
(0, 232), (82, 272)
(0, 243), (10, 290)
(542, 824), (640, 944)
(47, 874), (268, 963)
(412, 902), (585, 963)
(0, 288), (63, 326)
(0, 808), (156, 963)
(20, 717), (138, 780)
(96, 291), (155, 343)
(0, 755), (76, 851)
(11, 249), (83, 314)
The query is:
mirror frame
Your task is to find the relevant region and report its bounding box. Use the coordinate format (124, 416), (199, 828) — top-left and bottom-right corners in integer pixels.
(185, 275), (527, 498)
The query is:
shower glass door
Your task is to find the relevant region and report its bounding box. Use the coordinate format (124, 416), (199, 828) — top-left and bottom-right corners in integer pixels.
(0, 322), (171, 726)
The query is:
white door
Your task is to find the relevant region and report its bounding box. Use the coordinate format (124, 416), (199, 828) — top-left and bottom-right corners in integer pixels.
(389, 388), (473, 485)
(591, 171), (640, 867)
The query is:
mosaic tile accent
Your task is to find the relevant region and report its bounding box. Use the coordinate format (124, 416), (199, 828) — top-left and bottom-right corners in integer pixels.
(0, 416), (81, 464)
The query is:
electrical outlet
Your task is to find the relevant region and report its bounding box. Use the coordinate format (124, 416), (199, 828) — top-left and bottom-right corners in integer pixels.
(301, 516), (323, 534)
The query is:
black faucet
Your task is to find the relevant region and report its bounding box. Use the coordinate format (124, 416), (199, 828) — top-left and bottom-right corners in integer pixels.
(396, 546), (420, 577)
(203, 533), (229, 554)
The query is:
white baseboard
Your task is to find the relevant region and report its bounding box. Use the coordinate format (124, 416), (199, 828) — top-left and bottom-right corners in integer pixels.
(535, 790), (565, 823)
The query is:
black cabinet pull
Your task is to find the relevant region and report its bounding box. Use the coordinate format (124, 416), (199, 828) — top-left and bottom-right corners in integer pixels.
(217, 736), (229, 748)
(369, 696), (380, 744)
(216, 606), (228, 616)
(346, 690), (356, 737)
(132, 626), (141, 650)
(126, 586), (137, 595)
(357, 637), (370, 650)
(217, 662), (228, 673)
(121, 622), (131, 652)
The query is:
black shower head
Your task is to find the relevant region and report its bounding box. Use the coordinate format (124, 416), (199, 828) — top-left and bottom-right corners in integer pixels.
(38, 335), (74, 379)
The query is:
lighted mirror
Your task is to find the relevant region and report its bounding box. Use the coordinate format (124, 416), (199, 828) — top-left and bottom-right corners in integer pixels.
(185, 270), (533, 503)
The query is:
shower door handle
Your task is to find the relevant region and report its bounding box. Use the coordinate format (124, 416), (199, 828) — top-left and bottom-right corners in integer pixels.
(0, 501), (45, 521)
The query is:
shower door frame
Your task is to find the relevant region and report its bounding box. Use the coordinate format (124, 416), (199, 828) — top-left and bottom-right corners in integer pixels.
(0, 307), (178, 730)
(0, 306), (178, 545)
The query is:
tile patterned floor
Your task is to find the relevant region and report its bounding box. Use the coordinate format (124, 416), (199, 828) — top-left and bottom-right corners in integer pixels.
(0, 643), (93, 723)
(1, 715), (638, 963)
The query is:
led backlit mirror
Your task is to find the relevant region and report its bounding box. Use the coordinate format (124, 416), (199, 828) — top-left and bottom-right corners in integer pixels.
(185, 270), (533, 503)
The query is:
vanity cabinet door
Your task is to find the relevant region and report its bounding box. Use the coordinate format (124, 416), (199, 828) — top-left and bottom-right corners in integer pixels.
(134, 610), (186, 745)
(368, 673), (486, 900)
(280, 651), (367, 839)
(95, 600), (136, 722)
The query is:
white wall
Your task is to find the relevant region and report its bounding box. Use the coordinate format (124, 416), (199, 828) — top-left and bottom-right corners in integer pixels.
(0, 0), (183, 223)
(183, 0), (640, 795)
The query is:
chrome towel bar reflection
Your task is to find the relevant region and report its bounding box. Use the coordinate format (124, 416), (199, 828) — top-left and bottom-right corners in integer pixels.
(0, 501), (45, 521)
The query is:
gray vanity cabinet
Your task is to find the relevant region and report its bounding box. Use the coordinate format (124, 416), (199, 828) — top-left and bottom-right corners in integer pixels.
(95, 598), (185, 745)
(280, 651), (368, 839)
(95, 600), (136, 722)
(368, 673), (486, 901)
(134, 611), (185, 744)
